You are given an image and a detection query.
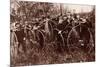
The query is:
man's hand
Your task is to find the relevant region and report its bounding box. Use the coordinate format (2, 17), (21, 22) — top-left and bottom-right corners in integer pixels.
(33, 26), (39, 30)
(58, 30), (62, 34)
(23, 37), (26, 40)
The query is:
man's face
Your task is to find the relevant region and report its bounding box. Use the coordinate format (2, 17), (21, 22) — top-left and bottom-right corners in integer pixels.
(63, 17), (67, 20)
(67, 15), (71, 19)
(16, 24), (21, 30)
(77, 15), (80, 19)
(28, 25), (32, 30)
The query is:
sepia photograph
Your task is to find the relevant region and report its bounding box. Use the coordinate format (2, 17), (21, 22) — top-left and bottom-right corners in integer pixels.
(10, 0), (95, 66)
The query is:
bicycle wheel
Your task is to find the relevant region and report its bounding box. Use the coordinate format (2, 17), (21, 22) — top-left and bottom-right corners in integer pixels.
(44, 20), (54, 43)
(54, 29), (65, 47)
(28, 30), (37, 44)
(35, 29), (45, 48)
(67, 27), (80, 50)
(10, 31), (18, 59)
(67, 25), (94, 52)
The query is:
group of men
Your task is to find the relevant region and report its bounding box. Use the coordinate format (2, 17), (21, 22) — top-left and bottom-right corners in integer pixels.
(11, 12), (90, 53)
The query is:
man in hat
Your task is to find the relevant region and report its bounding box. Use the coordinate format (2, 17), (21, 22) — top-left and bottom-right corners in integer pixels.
(14, 23), (26, 53)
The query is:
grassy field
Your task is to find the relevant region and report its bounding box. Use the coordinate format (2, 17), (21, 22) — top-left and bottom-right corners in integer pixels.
(11, 41), (95, 66)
